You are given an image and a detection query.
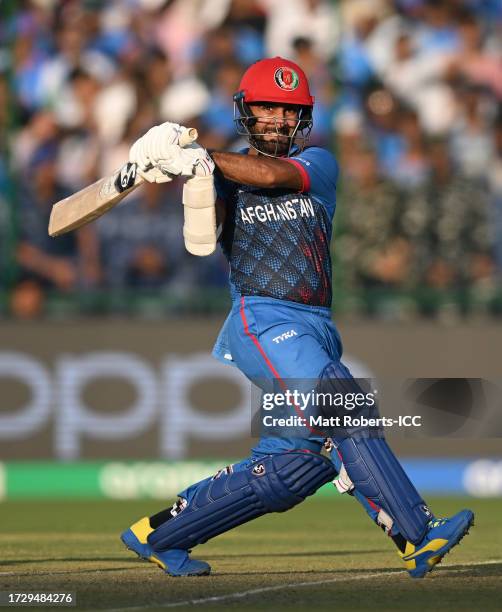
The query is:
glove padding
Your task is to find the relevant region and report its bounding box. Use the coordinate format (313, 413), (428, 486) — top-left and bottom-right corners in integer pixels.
(129, 122), (214, 183)
(156, 143), (215, 179)
(129, 121), (183, 184)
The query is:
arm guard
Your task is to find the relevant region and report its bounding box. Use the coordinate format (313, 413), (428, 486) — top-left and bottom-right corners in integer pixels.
(182, 175), (217, 256)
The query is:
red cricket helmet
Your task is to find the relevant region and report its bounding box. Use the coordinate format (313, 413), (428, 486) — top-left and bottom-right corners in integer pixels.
(237, 57), (314, 106)
(233, 57), (314, 157)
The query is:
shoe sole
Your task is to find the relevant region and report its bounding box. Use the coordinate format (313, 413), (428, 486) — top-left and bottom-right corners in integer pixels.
(409, 512), (475, 579)
(149, 554), (211, 577)
(121, 533), (210, 577)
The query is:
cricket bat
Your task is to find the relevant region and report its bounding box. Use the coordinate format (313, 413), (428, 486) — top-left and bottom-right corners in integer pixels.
(48, 127), (198, 237)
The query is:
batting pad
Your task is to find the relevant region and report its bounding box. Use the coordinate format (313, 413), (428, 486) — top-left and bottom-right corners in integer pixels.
(147, 451), (336, 551)
(321, 361), (431, 544)
(335, 436), (431, 543)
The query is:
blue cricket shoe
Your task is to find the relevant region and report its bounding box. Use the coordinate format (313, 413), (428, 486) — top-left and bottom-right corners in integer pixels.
(399, 509), (474, 578)
(121, 517), (211, 577)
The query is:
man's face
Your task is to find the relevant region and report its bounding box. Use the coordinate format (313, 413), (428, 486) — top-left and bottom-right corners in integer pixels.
(248, 102), (300, 156)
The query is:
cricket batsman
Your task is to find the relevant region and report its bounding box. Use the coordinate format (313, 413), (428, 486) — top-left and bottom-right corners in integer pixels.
(120, 58), (474, 577)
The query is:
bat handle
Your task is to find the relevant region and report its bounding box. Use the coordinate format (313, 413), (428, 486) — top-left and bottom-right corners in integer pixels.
(179, 127), (198, 147)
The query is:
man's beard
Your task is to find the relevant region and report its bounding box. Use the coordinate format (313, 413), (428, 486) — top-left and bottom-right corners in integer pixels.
(250, 127), (292, 157)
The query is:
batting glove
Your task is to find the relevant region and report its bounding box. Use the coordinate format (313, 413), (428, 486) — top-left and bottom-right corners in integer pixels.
(155, 143), (215, 179)
(129, 121), (185, 184)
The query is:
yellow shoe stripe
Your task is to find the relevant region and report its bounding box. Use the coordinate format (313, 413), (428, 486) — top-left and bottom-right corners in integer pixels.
(398, 541), (415, 559)
(398, 542), (417, 570)
(149, 555), (166, 570)
(403, 539), (448, 560)
(130, 517), (154, 544)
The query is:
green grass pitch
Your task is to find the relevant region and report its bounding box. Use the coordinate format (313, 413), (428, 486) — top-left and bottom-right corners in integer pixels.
(0, 496), (501, 611)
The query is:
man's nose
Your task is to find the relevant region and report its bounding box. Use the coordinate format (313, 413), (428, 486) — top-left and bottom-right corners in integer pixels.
(274, 111), (287, 127)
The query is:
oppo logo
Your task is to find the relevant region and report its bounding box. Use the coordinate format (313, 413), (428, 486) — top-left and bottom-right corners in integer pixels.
(0, 352), (250, 460)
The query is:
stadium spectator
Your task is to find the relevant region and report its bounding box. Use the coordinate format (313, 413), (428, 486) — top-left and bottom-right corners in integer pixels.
(337, 1), (379, 89)
(450, 10), (502, 98)
(292, 37), (336, 147)
(363, 86), (404, 178)
(336, 146), (410, 296)
(13, 141), (100, 317)
(381, 32), (457, 134)
(391, 108), (430, 189)
(449, 83), (496, 180)
(490, 113), (502, 279)
(96, 180), (193, 293)
(262, 0), (340, 61)
(422, 139), (493, 293)
(414, 0), (462, 56)
(201, 59), (244, 149)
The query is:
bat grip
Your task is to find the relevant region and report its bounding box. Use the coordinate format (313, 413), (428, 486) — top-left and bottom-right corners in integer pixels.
(178, 127), (198, 147)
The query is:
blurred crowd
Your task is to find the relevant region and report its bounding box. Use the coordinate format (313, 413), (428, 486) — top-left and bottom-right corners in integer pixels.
(0, 0), (501, 319)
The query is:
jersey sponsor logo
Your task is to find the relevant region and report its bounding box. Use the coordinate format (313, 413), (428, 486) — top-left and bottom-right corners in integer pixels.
(272, 329), (298, 344)
(240, 197), (315, 224)
(274, 67), (299, 91)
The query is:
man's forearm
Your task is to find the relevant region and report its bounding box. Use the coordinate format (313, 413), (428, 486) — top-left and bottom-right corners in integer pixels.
(211, 152), (302, 190)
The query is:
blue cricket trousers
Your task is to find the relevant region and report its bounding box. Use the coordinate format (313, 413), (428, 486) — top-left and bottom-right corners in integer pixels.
(181, 295), (379, 526)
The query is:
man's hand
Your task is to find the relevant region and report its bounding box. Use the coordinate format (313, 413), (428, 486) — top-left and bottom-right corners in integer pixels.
(129, 122), (184, 183)
(129, 122), (213, 182)
(155, 143), (215, 178)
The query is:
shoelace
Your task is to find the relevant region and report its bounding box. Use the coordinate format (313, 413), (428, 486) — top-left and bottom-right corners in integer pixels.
(428, 518), (448, 529)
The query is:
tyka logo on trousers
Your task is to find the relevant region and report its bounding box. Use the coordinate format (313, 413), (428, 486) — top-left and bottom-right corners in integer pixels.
(272, 329), (298, 344)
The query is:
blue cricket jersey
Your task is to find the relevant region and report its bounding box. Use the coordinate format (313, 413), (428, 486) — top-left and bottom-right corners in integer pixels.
(216, 147), (339, 307)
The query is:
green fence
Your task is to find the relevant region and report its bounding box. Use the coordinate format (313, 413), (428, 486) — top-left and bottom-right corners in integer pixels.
(0, 461), (338, 501)
(2, 459), (502, 500)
